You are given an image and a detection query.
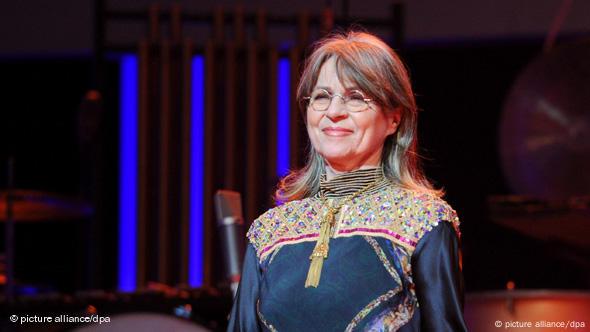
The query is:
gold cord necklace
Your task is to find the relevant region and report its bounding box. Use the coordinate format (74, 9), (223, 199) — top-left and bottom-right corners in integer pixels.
(305, 177), (384, 288)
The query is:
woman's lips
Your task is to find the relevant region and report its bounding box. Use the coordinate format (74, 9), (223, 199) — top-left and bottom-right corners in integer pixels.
(322, 127), (353, 137)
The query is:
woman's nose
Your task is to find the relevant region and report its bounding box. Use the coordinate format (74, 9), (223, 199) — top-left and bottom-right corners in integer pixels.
(325, 96), (348, 120)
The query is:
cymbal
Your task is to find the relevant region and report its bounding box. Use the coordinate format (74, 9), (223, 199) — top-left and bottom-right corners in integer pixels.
(499, 39), (590, 200)
(0, 190), (93, 222)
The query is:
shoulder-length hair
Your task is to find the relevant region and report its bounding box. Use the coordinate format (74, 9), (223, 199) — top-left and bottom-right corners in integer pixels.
(275, 31), (441, 203)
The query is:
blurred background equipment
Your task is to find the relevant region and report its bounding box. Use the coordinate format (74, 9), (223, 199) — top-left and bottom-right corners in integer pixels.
(499, 40), (590, 200)
(1, 186), (93, 303)
(492, 35), (590, 292)
(214, 190), (245, 296)
(465, 289), (590, 332)
(74, 312), (211, 332)
(0, 190), (93, 222)
(0, 287), (230, 331)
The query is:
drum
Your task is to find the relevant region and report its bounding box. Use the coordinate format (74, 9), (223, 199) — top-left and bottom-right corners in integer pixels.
(73, 312), (211, 332)
(465, 290), (590, 331)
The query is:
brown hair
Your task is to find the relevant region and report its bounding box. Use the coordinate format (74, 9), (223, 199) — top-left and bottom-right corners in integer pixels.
(275, 31), (441, 202)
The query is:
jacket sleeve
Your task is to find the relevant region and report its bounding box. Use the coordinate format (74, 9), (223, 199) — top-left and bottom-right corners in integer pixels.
(410, 221), (468, 331)
(227, 242), (263, 332)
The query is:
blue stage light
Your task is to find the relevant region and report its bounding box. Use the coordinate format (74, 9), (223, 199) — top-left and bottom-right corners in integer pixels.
(118, 54), (138, 291)
(189, 55), (205, 287)
(277, 58), (291, 177)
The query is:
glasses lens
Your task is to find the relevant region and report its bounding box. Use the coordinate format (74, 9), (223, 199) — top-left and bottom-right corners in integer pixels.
(310, 90), (331, 111)
(345, 91), (368, 112)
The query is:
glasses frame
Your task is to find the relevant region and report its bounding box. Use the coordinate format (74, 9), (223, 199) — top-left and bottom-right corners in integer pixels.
(302, 88), (374, 113)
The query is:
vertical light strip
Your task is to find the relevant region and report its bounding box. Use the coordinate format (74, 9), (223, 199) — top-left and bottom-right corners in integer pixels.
(277, 58), (291, 177)
(118, 54), (138, 291)
(189, 55), (205, 287)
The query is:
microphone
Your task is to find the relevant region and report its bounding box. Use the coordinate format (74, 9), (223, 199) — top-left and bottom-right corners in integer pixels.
(214, 190), (245, 296)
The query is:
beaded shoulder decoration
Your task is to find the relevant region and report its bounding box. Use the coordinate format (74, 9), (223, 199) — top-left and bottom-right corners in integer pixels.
(247, 185), (460, 263)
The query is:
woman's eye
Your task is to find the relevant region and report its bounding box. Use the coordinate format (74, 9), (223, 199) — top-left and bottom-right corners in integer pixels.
(348, 92), (365, 101)
(314, 93), (330, 100)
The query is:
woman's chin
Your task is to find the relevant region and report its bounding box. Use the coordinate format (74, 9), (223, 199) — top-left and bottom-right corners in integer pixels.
(321, 153), (355, 168)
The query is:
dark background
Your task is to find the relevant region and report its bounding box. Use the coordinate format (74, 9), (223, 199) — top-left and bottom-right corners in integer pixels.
(1, 0), (589, 296)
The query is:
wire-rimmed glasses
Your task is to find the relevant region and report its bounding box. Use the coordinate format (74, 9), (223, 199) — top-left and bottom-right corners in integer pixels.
(303, 89), (373, 113)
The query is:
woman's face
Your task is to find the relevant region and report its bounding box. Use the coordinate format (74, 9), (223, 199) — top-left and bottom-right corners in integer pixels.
(306, 57), (400, 171)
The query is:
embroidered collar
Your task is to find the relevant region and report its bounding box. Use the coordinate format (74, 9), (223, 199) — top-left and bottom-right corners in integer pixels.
(319, 167), (389, 198)
(247, 184), (460, 263)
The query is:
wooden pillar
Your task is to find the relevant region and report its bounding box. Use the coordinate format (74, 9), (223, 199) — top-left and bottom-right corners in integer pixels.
(245, 41), (259, 224)
(289, 46), (304, 169)
(267, 48), (278, 195)
(179, 38), (193, 286)
(297, 11), (310, 47)
(224, 41), (236, 190)
(137, 39), (149, 289)
(391, 2), (405, 49)
(213, 7), (224, 44)
(203, 40), (216, 287)
(320, 6), (334, 36)
(234, 5), (245, 46)
(256, 9), (268, 44)
(171, 3), (182, 43)
(157, 38), (171, 284)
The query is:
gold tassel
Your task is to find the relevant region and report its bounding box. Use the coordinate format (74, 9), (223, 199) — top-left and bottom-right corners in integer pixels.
(304, 176), (382, 288)
(305, 207), (335, 288)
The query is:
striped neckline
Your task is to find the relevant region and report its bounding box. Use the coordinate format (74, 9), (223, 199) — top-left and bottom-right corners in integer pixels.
(318, 167), (390, 198)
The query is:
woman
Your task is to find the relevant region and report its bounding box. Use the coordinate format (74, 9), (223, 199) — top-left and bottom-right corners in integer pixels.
(228, 31), (467, 331)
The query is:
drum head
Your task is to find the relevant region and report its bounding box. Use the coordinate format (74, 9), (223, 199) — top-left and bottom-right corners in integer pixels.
(499, 40), (590, 200)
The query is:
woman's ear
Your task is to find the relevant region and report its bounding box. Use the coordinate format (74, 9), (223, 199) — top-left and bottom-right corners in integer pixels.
(386, 108), (402, 136)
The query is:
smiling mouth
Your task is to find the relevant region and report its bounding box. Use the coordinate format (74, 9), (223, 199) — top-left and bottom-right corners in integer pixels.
(322, 127), (353, 136)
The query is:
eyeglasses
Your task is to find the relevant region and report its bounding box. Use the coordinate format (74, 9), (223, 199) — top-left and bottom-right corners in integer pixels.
(303, 89), (373, 113)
